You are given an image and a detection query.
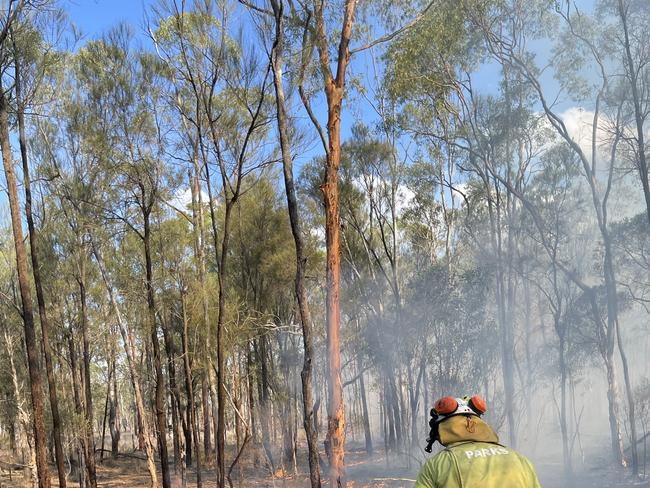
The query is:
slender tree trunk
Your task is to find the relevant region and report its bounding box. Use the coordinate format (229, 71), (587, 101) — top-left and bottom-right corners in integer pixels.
(13, 54), (67, 488)
(189, 157), (214, 464)
(216, 201), (234, 488)
(358, 370), (372, 456)
(0, 88), (51, 488)
(67, 326), (85, 485)
(270, 2), (320, 484)
(109, 366), (121, 458)
(313, 2), (358, 482)
(92, 241), (160, 488)
(78, 258), (98, 488)
(181, 291), (202, 487)
(558, 334), (572, 481)
(143, 209), (171, 488)
(258, 337), (275, 469)
(100, 362), (113, 462)
(203, 147), (228, 488)
(160, 312), (180, 475)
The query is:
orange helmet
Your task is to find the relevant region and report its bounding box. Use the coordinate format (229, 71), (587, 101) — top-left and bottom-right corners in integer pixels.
(425, 394), (487, 452)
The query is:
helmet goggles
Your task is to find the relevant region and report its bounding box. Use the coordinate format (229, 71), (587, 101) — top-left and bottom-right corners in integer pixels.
(425, 394), (487, 452)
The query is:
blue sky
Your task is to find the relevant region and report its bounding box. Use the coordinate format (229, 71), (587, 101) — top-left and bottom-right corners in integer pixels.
(0, 0), (597, 222)
(67, 0), (154, 38)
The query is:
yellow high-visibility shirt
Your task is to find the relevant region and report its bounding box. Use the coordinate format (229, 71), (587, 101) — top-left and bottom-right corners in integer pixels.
(414, 441), (542, 488)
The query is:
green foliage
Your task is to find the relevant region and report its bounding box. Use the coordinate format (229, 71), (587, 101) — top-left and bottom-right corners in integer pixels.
(383, 0), (470, 103)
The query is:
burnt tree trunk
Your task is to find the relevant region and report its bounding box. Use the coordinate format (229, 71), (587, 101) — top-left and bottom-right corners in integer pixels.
(270, 2), (321, 484)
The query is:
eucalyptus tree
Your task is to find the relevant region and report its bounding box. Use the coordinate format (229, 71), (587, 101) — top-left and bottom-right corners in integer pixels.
(467, 0), (641, 469)
(604, 0), (650, 224)
(523, 144), (588, 480)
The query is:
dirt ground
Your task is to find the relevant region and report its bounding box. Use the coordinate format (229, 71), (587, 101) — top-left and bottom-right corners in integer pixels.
(1, 446), (419, 488)
(2, 444), (649, 487)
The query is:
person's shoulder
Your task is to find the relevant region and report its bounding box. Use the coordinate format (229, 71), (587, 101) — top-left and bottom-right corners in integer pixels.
(414, 450), (457, 488)
(422, 448), (455, 471)
(507, 448), (543, 487)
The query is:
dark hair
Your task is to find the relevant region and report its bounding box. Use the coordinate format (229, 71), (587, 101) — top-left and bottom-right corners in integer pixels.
(424, 408), (439, 453)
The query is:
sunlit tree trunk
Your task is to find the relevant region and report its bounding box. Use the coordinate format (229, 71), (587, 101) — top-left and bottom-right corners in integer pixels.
(312, 1), (358, 483)
(13, 46), (67, 487)
(0, 86), (51, 488)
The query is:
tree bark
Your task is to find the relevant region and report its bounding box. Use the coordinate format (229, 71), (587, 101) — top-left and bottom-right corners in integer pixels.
(180, 291), (202, 488)
(358, 370), (372, 456)
(0, 88), (51, 488)
(312, 1), (358, 484)
(143, 207), (171, 488)
(270, 2), (321, 484)
(109, 366), (121, 458)
(13, 48), (67, 487)
(78, 256), (98, 488)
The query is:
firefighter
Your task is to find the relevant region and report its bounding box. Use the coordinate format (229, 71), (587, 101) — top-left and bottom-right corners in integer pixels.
(414, 395), (542, 488)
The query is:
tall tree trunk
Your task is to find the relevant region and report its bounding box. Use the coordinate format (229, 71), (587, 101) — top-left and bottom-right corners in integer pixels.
(143, 209), (171, 488)
(100, 361), (113, 462)
(202, 378), (211, 461)
(13, 51), (67, 488)
(603, 237), (636, 471)
(247, 345), (257, 445)
(258, 337), (275, 469)
(215, 201), (234, 488)
(0, 88), (51, 488)
(270, 2), (320, 484)
(159, 312), (180, 475)
(92, 241), (160, 488)
(558, 335), (572, 481)
(189, 155), (214, 463)
(203, 147), (229, 488)
(109, 364), (121, 458)
(313, 1), (358, 483)
(181, 291), (202, 488)
(67, 325), (85, 485)
(78, 257), (98, 488)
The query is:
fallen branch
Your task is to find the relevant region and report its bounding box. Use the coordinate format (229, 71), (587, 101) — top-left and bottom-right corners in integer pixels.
(0, 460), (28, 471)
(227, 433), (251, 488)
(94, 448), (147, 461)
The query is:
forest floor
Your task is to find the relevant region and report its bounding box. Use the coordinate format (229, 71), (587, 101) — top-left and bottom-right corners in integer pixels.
(1, 443), (649, 487)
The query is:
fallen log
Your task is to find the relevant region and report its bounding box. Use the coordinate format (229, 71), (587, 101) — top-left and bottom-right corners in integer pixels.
(0, 460), (28, 471)
(93, 448), (147, 461)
